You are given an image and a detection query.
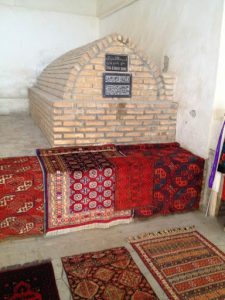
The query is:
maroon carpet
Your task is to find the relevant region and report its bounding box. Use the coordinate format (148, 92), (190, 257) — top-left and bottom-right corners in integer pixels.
(0, 261), (60, 300)
(62, 247), (159, 299)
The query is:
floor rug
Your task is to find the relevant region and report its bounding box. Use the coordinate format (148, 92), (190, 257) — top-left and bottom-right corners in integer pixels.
(129, 226), (225, 300)
(62, 246), (159, 299)
(0, 156), (44, 240)
(0, 261), (60, 299)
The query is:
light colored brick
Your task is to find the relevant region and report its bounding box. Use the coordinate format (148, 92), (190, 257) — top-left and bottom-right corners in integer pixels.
(85, 133), (104, 138)
(63, 121), (82, 126)
(54, 140), (78, 145)
(106, 121), (122, 126)
(53, 101), (73, 108)
(106, 132), (124, 137)
(116, 137), (133, 143)
(54, 127), (74, 132)
(96, 138), (114, 144)
(78, 115), (96, 120)
(119, 115), (135, 120)
(125, 132), (142, 137)
(53, 109), (62, 114)
(136, 115), (154, 120)
(117, 126), (134, 132)
(85, 121), (105, 126)
(135, 126), (150, 131)
(127, 110), (144, 115)
(53, 134), (62, 139)
(53, 121), (62, 126)
(76, 139), (96, 144)
(54, 115), (75, 121)
(97, 126), (115, 132)
(86, 109), (105, 114)
(64, 133), (84, 138)
(98, 115), (117, 120)
(78, 127), (96, 132)
(125, 120), (142, 125)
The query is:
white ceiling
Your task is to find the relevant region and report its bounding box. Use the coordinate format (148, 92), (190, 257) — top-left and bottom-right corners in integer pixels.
(0, 0), (137, 17)
(97, 0), (137, 18)
(0, 0), (97, 16)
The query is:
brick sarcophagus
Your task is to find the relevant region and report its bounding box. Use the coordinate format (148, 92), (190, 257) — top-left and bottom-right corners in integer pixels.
(29, 34), (177, 147)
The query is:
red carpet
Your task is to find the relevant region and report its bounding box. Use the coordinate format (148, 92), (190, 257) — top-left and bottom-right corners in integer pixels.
(118, 143), (204, 217)
(62, 247), (159, 299)
(0, 261), (60, 299)
(37, 145), (132, 234)
(130, 226), (225, 300)
(109, 156), (154, 210)
(0, 156), (44, 240)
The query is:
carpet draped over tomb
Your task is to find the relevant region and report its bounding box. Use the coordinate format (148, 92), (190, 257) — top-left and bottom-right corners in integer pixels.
(118, 143), (204, 217)
(37, 144), (132, 234)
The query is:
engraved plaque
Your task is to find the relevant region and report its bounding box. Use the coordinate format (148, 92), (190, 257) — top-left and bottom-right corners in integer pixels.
(105, 54), (128, 72)
(103, 73), (132, 98)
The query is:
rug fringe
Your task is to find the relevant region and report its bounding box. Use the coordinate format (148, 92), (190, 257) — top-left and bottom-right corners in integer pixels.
(46, 218), (133, 236)
(128, 225), (195, 242)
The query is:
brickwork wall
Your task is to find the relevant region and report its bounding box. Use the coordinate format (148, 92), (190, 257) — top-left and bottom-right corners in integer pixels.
(29, 34), (178, 147)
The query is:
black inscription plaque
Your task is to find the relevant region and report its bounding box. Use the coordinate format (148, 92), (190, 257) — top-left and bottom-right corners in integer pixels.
(103, 73), (132, 98)
(105, 54), (128, 72)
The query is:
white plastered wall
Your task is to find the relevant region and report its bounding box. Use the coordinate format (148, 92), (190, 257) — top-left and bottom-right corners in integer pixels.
(209, 1), (225, 151)
(1, 0), (225, 159)
(0, 3), (99, 114)
(99, 0), (224, 158)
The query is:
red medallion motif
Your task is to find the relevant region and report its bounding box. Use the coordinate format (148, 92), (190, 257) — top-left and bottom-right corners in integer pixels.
(8, 281), (42, 300)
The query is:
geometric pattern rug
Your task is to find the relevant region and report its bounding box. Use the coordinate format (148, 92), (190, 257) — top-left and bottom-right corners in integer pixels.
(0, 156), (44, 240)
(0, 261), (60, 299)
(37, 145), (132, 234)
(129, 226), (225, 300)
(62, 246), (159, 299)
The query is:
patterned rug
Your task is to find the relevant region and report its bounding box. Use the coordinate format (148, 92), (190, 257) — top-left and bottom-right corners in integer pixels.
(62, 246), (159, 299)
(0, 261), (60, 299)
(0, 156), (44, 240)
(118, 143), (204, 217)
(109, 156), (154, 210)
(37, 145), (132, 235)
(129, 226), (225, 300)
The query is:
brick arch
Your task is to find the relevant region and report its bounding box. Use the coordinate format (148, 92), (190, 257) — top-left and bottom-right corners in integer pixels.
(30, 33), (176, 147)
(37, 33), (165, 101)
(66, 33), (165, 100)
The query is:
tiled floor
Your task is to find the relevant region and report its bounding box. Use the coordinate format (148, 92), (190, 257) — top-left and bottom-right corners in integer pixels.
(0, 114), (224, 300)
